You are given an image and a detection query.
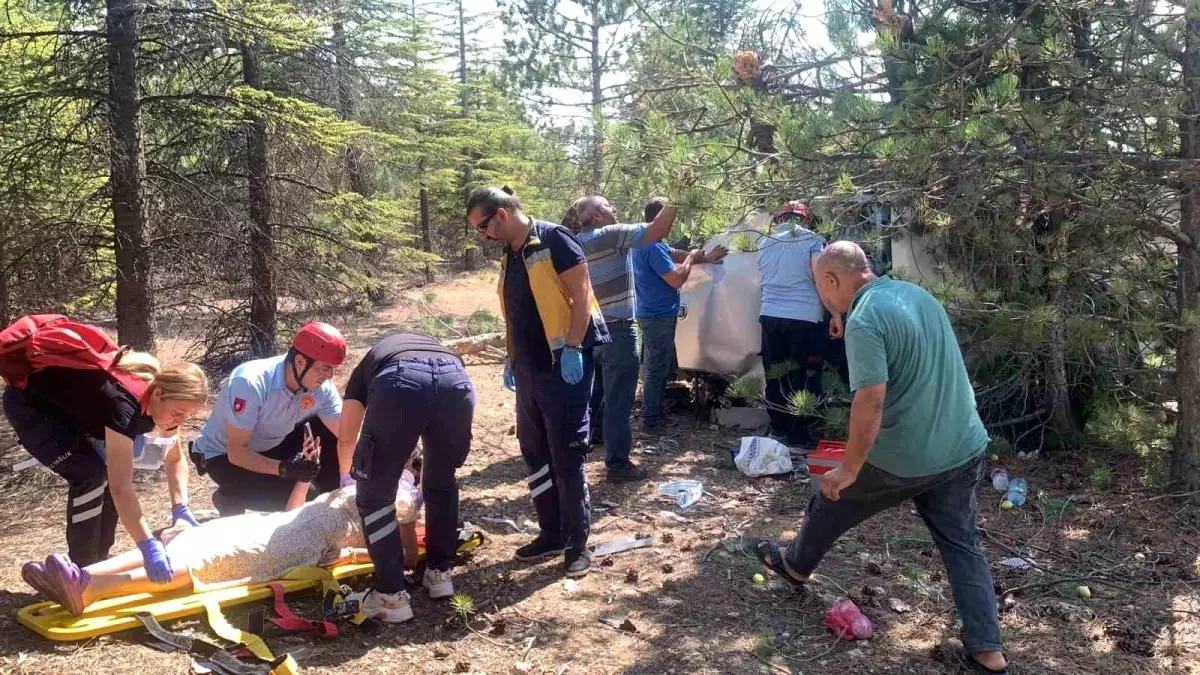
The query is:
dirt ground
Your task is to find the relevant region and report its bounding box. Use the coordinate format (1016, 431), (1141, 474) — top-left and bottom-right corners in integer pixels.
(0, 269), (1198, 674)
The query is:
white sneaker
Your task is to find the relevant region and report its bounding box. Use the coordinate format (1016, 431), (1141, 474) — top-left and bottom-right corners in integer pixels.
(349, 588), (414, 623)
(424, 568), (454, 599)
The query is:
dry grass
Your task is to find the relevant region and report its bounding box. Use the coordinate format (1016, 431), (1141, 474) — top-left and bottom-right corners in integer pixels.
(1, 269), (1198, 674)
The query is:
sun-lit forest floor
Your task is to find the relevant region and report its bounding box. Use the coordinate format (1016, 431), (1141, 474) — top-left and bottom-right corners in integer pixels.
(0, 269), (1197, 674)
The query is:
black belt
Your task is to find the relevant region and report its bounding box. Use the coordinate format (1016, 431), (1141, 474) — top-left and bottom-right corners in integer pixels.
(188, 440), (208, 476)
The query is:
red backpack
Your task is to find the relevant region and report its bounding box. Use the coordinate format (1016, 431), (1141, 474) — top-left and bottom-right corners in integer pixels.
(0, 314), (149, 400)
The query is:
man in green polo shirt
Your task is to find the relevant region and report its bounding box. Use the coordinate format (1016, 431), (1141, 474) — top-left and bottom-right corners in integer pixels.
(754, 241), (1007, 674)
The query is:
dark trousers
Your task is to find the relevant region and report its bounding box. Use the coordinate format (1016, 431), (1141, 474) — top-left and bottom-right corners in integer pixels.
(637, 316), (677, 427)
(352, 358), (475, 592)
(3, 386), (118, 566)
(514, 351), (594, 551)
(206, 419), (340, 516)
(589, 320), (639, 469)
(785, 455), (1002, 653)
(759, 316), (827, 446)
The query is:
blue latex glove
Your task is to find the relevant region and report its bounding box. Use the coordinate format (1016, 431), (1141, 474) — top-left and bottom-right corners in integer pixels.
(560, 347), (584, 384)
(138, 538), (174, 584)
(171, 504), (200, 527)
(339, 472), (355, 488)
(502, 359), (516, 392)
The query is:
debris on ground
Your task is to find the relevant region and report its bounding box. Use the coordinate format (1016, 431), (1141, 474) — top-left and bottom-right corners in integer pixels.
(825, 599), (874, 640)
(732, 436), (792, 477)
(998, 556), (1034, 571)
(1036, 600), (1095, 623)
(597, 616), (639, 633)
(592, 535), (655, 557)
(658, 480), (703, 508)
(714, 407), (770, 434)
(657, 510), (688, 523)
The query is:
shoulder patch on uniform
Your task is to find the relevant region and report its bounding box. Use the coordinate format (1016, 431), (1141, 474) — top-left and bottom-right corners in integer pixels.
(232, 397), (247, 415)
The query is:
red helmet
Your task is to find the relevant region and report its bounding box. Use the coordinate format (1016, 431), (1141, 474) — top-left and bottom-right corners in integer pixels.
(292, 322), (347, 366)
(775, 200), (811, 223)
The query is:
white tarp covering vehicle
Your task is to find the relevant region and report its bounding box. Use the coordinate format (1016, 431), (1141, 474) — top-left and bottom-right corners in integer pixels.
(675, 214), (771, 379)
(674, 198), (912, 380)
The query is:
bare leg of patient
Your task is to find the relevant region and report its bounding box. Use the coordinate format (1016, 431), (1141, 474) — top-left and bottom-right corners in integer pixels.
(84, 549), (146, 576)
(81, 564), (193, 606)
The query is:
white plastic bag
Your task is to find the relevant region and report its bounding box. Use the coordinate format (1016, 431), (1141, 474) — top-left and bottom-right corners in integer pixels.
(658, 480), (703, 508)
(734, 436), (793, 477)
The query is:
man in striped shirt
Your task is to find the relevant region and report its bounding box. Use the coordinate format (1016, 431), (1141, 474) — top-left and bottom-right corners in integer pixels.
(564, 196), (678, 482)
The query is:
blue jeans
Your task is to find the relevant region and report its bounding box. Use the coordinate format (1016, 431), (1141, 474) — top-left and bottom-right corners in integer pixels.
(353, 357), (475, 591)
(589, 319), (639, 470)
(785, 454), (1002, 653)
(637, 316), (677, 428)
(514, 350), (594, 550)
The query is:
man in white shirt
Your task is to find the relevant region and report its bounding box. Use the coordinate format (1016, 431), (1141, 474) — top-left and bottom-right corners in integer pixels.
(757, 201), (842, 448)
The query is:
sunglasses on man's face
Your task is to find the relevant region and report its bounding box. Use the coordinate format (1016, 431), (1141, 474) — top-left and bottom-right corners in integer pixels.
(472, 208), (498, 231)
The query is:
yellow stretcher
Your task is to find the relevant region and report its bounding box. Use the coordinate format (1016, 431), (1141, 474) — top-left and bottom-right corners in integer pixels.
(18, 528), (485, 642)
(17, 562), (373, 642)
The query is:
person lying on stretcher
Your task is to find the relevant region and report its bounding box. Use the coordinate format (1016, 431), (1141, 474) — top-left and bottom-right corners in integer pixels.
(20, 456), (424, 616)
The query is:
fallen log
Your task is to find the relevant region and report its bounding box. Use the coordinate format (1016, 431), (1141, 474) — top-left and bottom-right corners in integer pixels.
(444, 332), (505, 356)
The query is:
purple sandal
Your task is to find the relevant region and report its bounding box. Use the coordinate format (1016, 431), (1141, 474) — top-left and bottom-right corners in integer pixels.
(21, 560), (54, 599)
(45, 553), (90, 615)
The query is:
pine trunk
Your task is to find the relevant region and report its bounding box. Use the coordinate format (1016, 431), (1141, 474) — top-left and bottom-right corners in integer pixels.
(421, 181), (433, 283)
(1174, 5), (1200, 501)
(1045, 211), (1078, 444)
(457, 0), (476, 255)
(0, 218), (9, 326)
(589, 1), (603, 190)
(106, 0), (154, 349)
(334, 22), (369, 197)
(243, 42), (276, 357)
(1046, 286), (1075, 440)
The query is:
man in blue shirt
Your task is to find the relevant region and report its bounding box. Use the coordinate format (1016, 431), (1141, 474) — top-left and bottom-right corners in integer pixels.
(192, 322), (346, 516)
(631, 197), (727, 431)
(564, 195), (678, 482)
(756, 201), (841, 448)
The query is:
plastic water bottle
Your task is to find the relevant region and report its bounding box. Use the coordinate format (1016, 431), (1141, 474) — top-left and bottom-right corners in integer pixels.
(1004, 478), (1028, 507)
(990, 467), (1009, 491)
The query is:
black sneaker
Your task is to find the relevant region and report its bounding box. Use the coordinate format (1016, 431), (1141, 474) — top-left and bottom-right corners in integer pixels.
(514, 537), (566, 562)
(606, 462), (648, 483)
(564, 548), (591, 578)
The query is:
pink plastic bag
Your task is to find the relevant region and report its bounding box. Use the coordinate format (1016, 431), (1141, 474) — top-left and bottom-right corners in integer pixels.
(824, 599), (873, 640)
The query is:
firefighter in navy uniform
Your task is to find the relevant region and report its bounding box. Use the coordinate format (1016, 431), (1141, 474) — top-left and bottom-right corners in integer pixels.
(335, 332), (476, 622)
